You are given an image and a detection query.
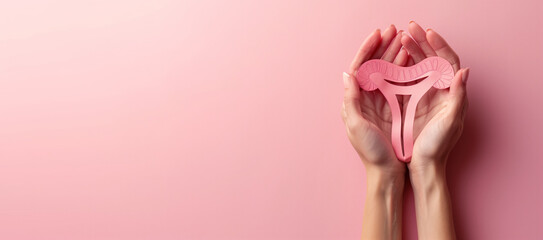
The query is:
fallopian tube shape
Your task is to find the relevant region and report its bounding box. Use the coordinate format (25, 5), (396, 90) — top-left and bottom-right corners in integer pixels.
(356, 56), (454, 162)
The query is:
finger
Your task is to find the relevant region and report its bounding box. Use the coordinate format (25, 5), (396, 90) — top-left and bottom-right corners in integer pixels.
(348, 29), (381, 75)
(393, 48), (409, 66)
(449, 68), (469, 113)
(381, 30), (404, 62)
(342, 72), (371, 132)
(408, 21), (437, 57)
(427, 29), (461, 72)
(342, 72), (363, 119)
(401, 32), (426, 63)
(371, 24), (397, 59)
(406, 56), (415, 66)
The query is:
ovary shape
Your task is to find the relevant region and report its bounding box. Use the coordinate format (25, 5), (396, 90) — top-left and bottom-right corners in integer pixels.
(356, 56), (454, 162)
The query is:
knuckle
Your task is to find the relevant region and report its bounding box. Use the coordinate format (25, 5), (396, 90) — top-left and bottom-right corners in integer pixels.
(453, 56), (460, 66)
(343, 92), (359, 102)
(343, 95), (353, 103)
(346, 118), (366, 133)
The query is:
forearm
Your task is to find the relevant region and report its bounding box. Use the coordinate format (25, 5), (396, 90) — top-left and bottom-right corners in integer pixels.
(409, 162), (456, 240)
(362, 168), (405, 240)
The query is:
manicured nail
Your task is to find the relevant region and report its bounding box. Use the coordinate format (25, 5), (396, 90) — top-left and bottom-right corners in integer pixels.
(409, 20), (415, 24)
(343, 72), (351, 88)
(462, 68), (470, 83)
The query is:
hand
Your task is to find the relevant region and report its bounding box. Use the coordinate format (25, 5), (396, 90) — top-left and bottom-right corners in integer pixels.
(399, 21), (470, 172)
(341, 25), (408, 240)
(341, 25), (408, 177)
(400, 21), (467, 240)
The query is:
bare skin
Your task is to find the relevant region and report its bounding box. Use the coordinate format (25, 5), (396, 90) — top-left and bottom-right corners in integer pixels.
(341, 21), (469, 240)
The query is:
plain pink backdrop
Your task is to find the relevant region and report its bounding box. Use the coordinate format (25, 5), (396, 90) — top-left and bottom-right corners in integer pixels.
(1, 0), (542, 239)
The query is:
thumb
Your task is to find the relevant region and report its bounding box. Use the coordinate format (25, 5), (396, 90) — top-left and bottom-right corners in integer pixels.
(342, 72), (363, 119)
(449, 68), (469, 113)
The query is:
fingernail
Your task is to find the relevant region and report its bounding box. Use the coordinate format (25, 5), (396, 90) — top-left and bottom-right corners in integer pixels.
(426, 28), (432, 32)
(390, 24), (395, 29)
(462, 68), (470, 83)
(343, 72), (351, 88)
(409, 20), (415, 24)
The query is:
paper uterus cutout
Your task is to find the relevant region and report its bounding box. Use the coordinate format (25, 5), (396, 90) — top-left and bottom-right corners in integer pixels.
(356, 56), (454, 162)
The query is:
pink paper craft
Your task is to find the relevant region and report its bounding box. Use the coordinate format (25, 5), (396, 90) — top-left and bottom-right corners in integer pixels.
(356, 56), (454, 162)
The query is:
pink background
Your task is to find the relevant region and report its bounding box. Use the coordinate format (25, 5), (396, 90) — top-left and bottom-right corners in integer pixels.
(1, 0), (542, 239)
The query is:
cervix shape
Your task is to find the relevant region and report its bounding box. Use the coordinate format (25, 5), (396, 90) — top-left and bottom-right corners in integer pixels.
(356, 56), (454, 162)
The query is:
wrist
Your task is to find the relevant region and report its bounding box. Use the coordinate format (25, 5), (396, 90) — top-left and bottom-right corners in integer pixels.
(408, 154), (447, 180)
(366, 167), (405, 197)
(409, 160), (447, 192)
(408, 159), (456, 240)
(363, 167), (405, 240)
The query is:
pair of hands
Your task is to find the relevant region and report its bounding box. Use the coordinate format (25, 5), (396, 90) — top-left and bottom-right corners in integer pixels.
(341, 21), (469, 178)
(342, 21), (467, 240)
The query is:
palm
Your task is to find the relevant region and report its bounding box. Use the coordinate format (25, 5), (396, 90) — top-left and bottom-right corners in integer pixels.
(343, 23), (467, 170)
(343, 25), (408, 171)
(357, 91), (401, 166)
(396, 22), (468, 166)
(411, 88), (456, 160)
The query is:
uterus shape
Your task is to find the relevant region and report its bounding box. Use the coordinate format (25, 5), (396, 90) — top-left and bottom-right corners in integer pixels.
(356, 56), (454, 162)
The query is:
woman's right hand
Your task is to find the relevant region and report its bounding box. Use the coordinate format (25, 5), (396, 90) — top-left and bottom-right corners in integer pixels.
(341, 25), (407, 177)
(342, 25), (410, 240)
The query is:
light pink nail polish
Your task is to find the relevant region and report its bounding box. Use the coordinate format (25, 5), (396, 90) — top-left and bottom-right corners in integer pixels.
(462, 68), (470, 83)
(343, 72), (350, 88)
